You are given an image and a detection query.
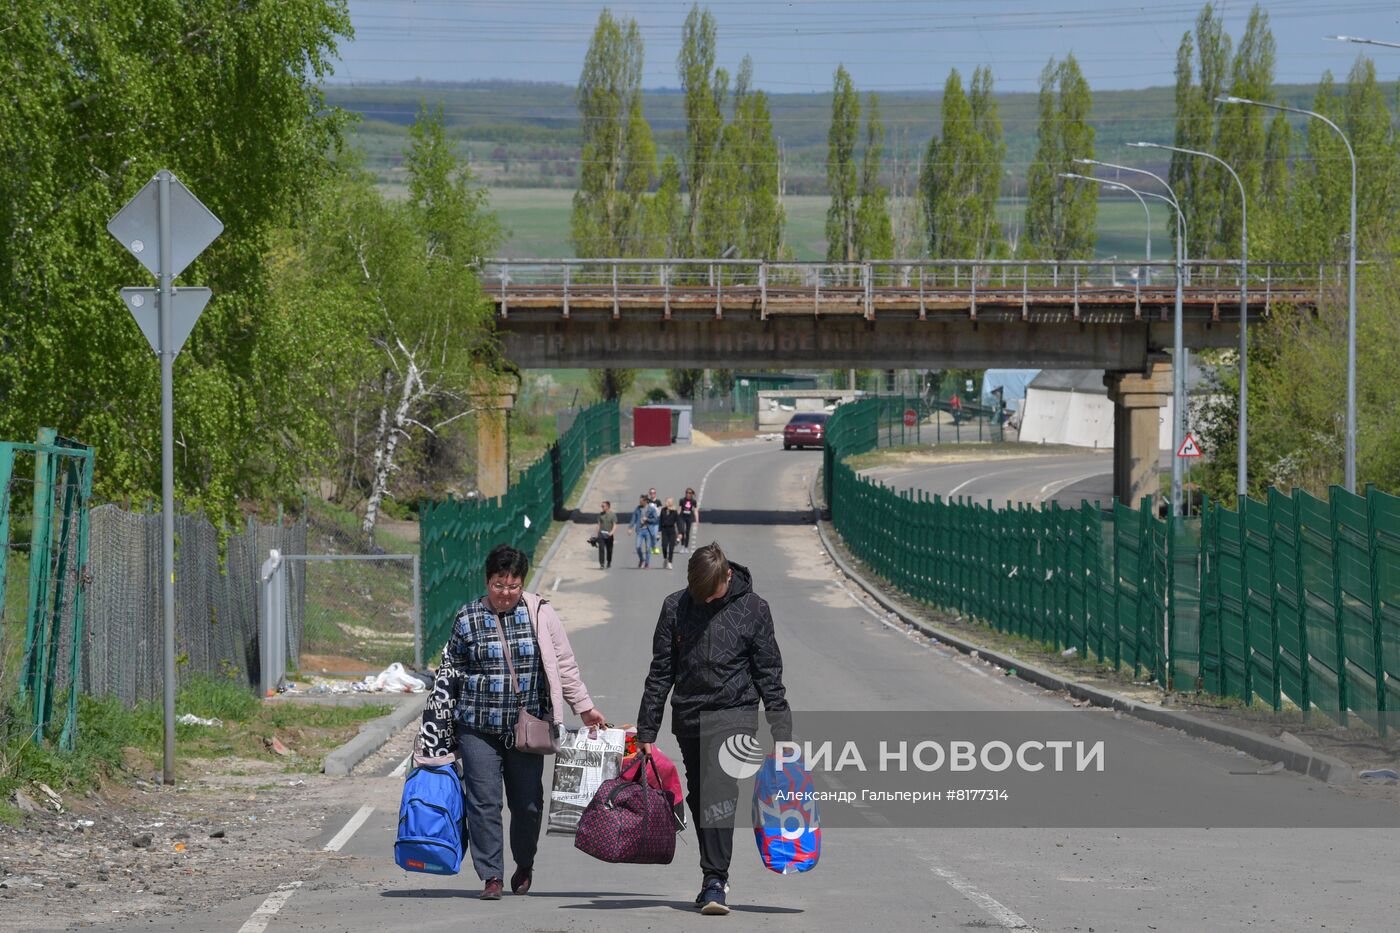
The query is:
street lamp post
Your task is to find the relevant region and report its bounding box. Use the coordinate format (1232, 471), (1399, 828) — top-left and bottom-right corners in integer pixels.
(1130, 141), (1249, 500)
(1075, 158), (1190, 516)
(1217, 94), (1357, 492)
(1057, 173), (1154, 282)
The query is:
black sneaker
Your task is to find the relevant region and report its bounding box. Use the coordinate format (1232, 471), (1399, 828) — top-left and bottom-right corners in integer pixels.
(698, 879), (730, 915)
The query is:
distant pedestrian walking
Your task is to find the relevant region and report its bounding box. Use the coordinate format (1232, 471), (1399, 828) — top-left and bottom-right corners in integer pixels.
(679, 488), (699, 551)
(659, 497), (679, 569)
(595, 501), (616, 569)
(629, 494), (653, 568)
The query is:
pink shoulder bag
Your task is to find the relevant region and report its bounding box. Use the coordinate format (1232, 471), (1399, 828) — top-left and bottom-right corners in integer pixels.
(490, 604), (560, 755)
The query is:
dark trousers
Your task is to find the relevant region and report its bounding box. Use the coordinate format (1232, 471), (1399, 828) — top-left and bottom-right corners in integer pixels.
(598, 533), (614, 567)
(458, 728), (545, 881)
(676, 734), (737, 886)
(680, 516), (694, 547)
(660, 526), (677, 563)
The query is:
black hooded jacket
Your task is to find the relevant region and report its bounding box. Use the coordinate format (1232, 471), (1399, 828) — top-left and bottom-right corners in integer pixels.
(635, 562), (791, 743)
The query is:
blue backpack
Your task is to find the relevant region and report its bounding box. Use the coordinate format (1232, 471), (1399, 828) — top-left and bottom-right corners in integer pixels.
(395, 763), (467, 875)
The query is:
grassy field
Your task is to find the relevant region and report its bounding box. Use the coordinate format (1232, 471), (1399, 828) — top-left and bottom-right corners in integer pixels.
(489, 187), (1170, 263)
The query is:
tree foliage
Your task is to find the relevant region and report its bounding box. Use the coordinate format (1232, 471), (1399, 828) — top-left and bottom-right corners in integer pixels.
(571, 10), (655, 258)
(1023, 55), (1097, 261)
(824, 66), (860, 263)
(0, 0), (353, 517)
(678, 4), (726, 257)
(922, 67), (1006, 260)
(855, 93), (894, 262)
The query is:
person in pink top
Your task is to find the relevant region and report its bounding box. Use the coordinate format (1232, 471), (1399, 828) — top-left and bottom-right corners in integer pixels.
(417, 544), (606, 901)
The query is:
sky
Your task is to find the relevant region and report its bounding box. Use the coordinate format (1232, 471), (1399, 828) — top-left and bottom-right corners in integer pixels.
(332, 0), (1400, 93)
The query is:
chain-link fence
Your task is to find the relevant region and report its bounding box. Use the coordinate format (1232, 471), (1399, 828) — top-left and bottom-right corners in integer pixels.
(82, 505), (305, 707)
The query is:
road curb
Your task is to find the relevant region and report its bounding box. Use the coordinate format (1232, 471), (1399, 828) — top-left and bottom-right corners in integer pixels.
(322, 695), (426, 778)
(808, 472), (1354, 786)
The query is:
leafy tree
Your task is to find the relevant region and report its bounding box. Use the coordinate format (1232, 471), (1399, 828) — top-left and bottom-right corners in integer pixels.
(825, 66), (860, 263)
(678, 4), (727, 256)
(922, 67), (1006, 260)
(697, 57), (784, 261)
(296, 107), (498, 542)
(855, 93), (894, 262)
(1023, 55), (1096, 261)
(642, 155), (687, 257)
(589, 368), (636, 402)
(572, 10), (655, 258)
(667, 369), (705, 399)
(0, 0), (353, 519)
(1170, 4), (1231, 258)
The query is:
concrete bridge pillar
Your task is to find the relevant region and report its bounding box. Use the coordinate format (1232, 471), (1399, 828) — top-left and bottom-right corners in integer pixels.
(471, 377), (517, 499)
(1105, 361), (1171, 509)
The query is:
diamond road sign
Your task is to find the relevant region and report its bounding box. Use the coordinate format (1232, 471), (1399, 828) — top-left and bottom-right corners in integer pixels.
(107, 173), (223, 279)
(119, 287), (211, 357)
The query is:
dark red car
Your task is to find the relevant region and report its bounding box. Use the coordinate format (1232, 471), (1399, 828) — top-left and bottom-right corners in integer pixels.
(782, 412), (829, 450)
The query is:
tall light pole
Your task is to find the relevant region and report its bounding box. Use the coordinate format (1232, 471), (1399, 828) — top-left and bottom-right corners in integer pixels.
(1076, 158), (1190, 516)
(1059, 172), (1154, 284)
(1327, 35), (1400, 50)
(1130, 141), (1249, 500)
(1218, 94), (1357, 492)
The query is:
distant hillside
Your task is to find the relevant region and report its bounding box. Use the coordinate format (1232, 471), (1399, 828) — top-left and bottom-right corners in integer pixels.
(325, 78), (1348, 195)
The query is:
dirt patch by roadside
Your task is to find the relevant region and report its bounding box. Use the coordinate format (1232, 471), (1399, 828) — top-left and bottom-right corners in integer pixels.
(0, 700), (399, 931)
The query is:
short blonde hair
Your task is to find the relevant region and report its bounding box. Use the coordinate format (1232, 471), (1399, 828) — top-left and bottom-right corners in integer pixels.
(665, 497), (675, 509)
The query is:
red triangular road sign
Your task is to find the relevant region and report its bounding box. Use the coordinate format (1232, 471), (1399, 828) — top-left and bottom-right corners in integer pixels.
(1176, 433), (1203, 458)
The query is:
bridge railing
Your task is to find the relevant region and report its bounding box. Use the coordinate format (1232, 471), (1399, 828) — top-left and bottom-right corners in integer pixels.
(482, 258), (1344, 317)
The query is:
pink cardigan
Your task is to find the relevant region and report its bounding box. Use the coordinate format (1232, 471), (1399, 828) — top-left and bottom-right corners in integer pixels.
(523, 591), (595, 724)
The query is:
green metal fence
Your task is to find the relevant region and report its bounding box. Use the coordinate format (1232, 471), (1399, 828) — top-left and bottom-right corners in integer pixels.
(419, 400), (619, 656)
(825, 397), (1398, 730)
(1, 430), (95, 751)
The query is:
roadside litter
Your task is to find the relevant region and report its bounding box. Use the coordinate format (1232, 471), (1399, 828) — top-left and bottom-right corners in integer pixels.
(1358, 768), (1399, 781)
(177, 714), (223, 727)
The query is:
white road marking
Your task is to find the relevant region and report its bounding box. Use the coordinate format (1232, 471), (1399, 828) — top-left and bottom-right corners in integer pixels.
(324, 804), (375, 853)
(236, 882), (302, 933)
(924, 861), (1040, 931)
(947, 465), (1027, 499)
(1034, 469), (1112, 505)
(551, 575), (561, 592)
(697, 447), (772, 503)
(238, 803), (378, 930)
(390, 754), (411, 778)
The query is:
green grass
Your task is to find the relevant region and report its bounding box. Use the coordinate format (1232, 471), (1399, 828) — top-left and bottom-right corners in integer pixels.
(487, 187), (1171, 263)
(0, 674), (390, 820)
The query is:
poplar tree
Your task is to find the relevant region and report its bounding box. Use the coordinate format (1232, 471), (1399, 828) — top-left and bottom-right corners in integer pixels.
(1170, 4), (1231, 257)
(1024, 55), (1096, 261)
(572, 9), (655, 258)
(678, 4), (727, 256)
(922, 67), (1005, 259)
(855, 92), (894, 261)
(825, 65), (860, 263)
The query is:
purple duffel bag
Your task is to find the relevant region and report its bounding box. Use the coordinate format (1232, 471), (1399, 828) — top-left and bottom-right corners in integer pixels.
(574, 755), (676, 865)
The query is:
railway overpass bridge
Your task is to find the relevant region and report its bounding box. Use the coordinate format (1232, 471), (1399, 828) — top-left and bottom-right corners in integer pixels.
(484, 257), (1335, 505)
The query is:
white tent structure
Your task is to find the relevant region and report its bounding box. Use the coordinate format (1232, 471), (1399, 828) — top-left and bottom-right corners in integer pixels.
(1017, 366), (1214, 451)
(1017, 371), (1117, 448)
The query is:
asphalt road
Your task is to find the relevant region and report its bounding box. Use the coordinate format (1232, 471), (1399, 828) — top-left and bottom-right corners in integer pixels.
(115, 441), (1400, 933)
(861, 450), (1115, 510)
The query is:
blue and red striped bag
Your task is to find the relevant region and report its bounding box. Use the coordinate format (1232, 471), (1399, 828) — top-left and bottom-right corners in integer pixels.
(751, 753), (821, 874)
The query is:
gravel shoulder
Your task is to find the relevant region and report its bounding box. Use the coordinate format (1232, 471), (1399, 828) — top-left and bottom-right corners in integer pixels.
(0, 700), (407, 931)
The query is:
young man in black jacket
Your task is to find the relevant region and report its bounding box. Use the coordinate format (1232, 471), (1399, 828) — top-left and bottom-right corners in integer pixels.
(636, 542), (791, 916)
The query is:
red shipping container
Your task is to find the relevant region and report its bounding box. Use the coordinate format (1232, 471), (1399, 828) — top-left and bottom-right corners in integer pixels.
(632, 407), (672, 447)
